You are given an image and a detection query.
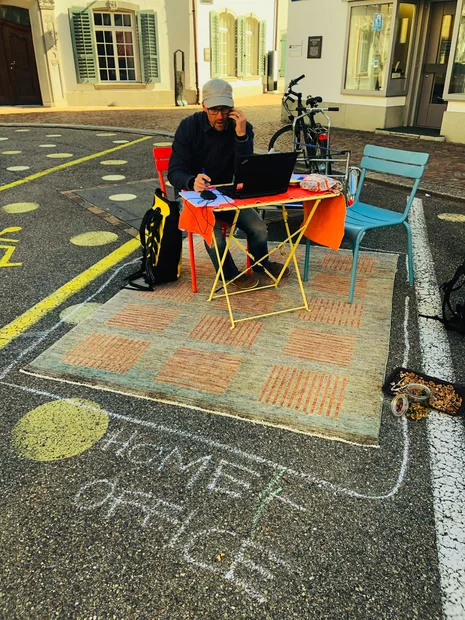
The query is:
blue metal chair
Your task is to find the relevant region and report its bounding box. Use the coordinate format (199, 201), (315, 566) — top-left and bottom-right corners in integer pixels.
(304, 145), (429, 302)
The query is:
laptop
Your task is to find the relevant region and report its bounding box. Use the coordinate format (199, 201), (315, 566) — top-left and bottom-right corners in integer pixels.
(219, 152), (298, 199)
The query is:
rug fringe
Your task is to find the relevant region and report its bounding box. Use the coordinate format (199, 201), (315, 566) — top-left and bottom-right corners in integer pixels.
(19, 368), (379, 448)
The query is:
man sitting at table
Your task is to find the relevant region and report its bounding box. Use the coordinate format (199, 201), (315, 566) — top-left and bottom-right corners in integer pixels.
(167, 78), (289, 291)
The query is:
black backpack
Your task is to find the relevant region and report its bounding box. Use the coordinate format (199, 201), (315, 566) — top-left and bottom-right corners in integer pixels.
(126, 188), (182, 291)
(420, 260), (465, 335)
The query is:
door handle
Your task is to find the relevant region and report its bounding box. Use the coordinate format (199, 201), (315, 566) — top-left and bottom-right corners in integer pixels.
(10, 61), (15, 68)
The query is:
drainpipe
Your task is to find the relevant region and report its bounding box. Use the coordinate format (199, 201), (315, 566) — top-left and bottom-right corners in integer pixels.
(274, 0), (279, 51)
(192, 0), (200, 104)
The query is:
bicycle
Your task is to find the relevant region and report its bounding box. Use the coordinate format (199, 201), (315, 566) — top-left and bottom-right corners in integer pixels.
(268, 74), (340, 174)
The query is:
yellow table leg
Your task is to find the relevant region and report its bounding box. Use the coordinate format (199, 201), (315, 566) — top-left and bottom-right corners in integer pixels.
(207, 197), (322, 327)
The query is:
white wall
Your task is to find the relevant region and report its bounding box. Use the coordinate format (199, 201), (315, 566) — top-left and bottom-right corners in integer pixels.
(285, 0), (396, 108)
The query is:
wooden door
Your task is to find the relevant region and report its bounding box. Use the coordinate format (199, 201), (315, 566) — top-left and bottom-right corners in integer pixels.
(0, 11), (42, 106)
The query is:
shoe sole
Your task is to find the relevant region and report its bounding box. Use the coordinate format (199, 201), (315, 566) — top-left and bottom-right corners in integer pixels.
(230, 279), (259, 290)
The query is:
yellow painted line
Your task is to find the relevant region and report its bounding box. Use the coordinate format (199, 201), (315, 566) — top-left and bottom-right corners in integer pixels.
(0, 237), (140, 349)
(0, 135), (151, 192)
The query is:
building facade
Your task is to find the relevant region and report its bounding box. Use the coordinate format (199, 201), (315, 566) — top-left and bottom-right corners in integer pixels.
(285, 0), (465, 143)
(0, 0), (288, 108)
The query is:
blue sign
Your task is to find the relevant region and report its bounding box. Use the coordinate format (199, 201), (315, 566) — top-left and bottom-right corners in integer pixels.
(373, 13), (383, 31)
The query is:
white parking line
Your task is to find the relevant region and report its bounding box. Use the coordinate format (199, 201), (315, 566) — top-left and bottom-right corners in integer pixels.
(410, 197), (465, 619)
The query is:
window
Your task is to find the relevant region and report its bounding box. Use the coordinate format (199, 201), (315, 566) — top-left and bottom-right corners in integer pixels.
(391, 3), (415, 81)
(94, 12), (137, 81)
(210, 11), (266, 79)
(449, 4), (465, 94)
(69, 8), (160, 84)
(244, 16), (259, 76)
(218, 12), (235, 77)
(345, 3), (393, 92)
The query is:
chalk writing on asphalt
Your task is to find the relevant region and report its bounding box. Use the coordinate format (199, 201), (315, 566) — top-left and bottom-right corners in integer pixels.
(73, 426), (307, 603)
(0, 227), (22, 268)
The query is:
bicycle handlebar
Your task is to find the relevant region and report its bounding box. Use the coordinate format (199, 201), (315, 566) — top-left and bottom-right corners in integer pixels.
(303, 107), (339, 115)
(289, 74), (305, 87)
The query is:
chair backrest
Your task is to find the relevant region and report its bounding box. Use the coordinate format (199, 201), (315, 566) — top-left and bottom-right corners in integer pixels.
(355, 144), (429, 217)
(153, 146), (172, 195)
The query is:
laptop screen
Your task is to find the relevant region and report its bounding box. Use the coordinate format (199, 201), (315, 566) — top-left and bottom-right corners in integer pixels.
(224, 152), (298, 198)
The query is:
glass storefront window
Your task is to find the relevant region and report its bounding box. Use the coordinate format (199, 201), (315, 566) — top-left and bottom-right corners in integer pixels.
(449, 5), (465, 94)
(345, 3), (393, 91)
(391, 3), (415, 80)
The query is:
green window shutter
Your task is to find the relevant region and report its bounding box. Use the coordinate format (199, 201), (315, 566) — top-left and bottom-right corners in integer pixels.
(279, 32), (287, 77)
(259, 20), (266, 76)
(210, 11), (220, 78)
(137, 10), (160, 83)
(68, 7), (97, 84)
(236, 16), (245, 77)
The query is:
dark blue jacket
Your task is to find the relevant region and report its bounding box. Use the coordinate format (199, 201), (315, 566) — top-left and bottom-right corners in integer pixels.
(167, 111), (254, 196)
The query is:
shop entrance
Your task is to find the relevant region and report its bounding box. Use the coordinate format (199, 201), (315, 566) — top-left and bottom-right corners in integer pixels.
(0, 6), (42, 106)
(415, 1), (456, 128)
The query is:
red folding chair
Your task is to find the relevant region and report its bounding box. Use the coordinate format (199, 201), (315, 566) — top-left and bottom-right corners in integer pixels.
(153, 146), (250, 294)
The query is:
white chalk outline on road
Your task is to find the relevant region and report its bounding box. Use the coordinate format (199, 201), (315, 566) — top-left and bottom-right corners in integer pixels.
(410, 197), (465, 619)
(0, 259), (410, 500)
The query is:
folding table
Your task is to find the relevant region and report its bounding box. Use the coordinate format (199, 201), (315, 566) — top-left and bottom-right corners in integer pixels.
(180, 186), (344, 329)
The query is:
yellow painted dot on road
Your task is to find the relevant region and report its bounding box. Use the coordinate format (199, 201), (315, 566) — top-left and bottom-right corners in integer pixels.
(60, 302), (102, 325)
(46, 134), (62, 137)
(2, 202), (39, 213)
(11, 398), (109, 462)
(153, 142), (172, 146)
(6, 166), (30, 172)
(96, 132), (117, 136)
(102, 174), (126, 181)
(15, 129), (30, 132)
(437, 212), (465, 223)
(2, 150), (22, 155)
(100, 159), (127, 166)
(39, 144), (56, 148)
(70, 231), (118, 246)
(46, 153), (74, 159)
(109, 193), (137, 201)
(113, 140), (129, 144)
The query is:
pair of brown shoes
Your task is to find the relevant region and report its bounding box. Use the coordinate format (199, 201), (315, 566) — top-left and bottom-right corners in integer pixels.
(229, 262), (291, 290)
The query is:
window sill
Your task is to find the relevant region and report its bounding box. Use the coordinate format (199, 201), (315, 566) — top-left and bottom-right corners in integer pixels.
(341, 88), (387, 97)
(443, 94), (465, 101)
(93, 83), (148, 90)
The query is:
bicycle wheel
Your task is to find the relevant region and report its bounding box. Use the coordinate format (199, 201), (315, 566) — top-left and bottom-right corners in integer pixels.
(268, 124), (307, 165)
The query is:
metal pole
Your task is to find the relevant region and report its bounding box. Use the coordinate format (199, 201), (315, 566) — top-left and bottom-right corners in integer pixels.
(191, 0), (200, 104)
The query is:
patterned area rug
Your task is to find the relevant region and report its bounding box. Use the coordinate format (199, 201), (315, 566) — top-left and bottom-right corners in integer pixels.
(24, 241), (398, 446)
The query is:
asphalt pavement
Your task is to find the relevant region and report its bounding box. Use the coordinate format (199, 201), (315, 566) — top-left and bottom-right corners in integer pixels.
(0, 118), (464, 619)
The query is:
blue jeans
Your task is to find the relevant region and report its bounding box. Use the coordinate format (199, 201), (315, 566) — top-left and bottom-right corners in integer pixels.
(204, 209), (269, 280)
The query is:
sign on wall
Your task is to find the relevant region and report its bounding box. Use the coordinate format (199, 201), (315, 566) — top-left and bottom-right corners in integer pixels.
(307, 36), (322, 59)
(373, 13), (383, 31)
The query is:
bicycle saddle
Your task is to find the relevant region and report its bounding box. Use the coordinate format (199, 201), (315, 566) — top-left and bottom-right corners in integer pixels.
(306, 96), (323, 107)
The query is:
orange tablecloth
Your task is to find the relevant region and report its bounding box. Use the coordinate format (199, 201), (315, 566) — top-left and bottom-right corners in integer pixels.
(179, 186), (346, 251)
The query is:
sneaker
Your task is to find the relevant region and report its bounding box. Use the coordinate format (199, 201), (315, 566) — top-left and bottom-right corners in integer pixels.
(265, 261), (291, 278)
(229, 273), (260, 290)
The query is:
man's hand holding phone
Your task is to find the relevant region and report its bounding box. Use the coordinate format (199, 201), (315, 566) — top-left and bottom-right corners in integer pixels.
(228, 108), (247, 137)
